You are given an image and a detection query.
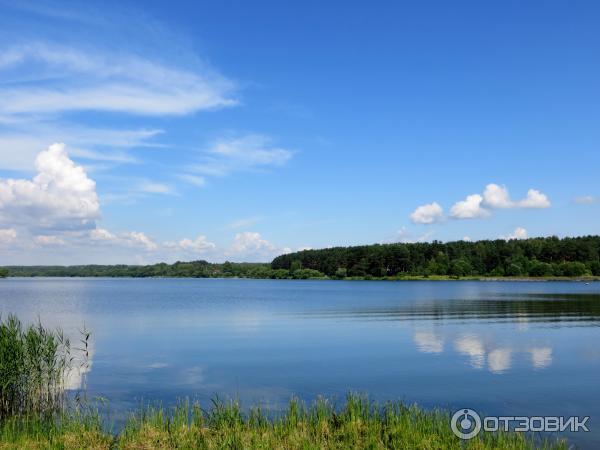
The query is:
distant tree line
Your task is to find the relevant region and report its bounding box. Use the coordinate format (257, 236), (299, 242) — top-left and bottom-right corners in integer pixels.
(271, 236), (600, 279)
(1, 261), (325, 280)
(4, 262), (260, 278)
(3, 236), (600, 279)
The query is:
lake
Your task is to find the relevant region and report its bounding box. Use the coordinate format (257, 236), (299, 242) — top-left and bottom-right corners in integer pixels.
(1, 278), (599, 447)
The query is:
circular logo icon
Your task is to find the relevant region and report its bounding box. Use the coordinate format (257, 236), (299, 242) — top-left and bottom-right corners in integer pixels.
(451, 408), (482, 440)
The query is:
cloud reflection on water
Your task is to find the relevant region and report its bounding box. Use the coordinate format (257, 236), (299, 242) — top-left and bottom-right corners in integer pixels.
(412, 329), (444, 353)
(529, 347), (553, 369)
(454, 334), (486, 369)
(487, 348), (512, 373)
(412, 330), (553, 374)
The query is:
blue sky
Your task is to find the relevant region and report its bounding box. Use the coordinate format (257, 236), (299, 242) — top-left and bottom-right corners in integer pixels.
(0, 0), (598, 264)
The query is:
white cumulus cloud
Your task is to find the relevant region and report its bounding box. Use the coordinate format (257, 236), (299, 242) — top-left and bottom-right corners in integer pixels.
(446, 184), (550, 221)
(0, 143), (99, 231)
(409, 202), (443, 224)
(125, 231), (158, 251)
(176, 235), (216, 252)
(518, 189), (550, 208)
(502, 227), (528, 240)
(224, 231), (286, 262)
(230, 231), (276, 254)
(90, 227), (157, 250)
(450, 194), (489, 219)
(482, 184), (513, 208)
(483, 184), (550, 209)
(90, 228), (116, 241)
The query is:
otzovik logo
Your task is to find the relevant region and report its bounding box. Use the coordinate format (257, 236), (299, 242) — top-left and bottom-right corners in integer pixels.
(451, 408), (482, 439)
(451, 408), (590, 439)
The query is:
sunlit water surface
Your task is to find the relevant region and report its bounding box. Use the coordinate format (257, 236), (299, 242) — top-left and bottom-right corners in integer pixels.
(1, 278), (599, 447)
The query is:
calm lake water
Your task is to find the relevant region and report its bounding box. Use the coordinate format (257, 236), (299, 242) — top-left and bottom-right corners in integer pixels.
(1, 278), (599, 447)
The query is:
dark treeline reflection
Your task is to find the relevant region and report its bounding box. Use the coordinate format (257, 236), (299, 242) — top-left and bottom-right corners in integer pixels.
(295, 293), (600, 325)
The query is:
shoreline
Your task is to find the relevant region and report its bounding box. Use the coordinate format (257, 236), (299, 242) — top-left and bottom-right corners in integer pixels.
(2, 275), (599, 282)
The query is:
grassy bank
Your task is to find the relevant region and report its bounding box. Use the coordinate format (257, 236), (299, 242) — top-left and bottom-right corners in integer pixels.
(0, 396), (568, 450)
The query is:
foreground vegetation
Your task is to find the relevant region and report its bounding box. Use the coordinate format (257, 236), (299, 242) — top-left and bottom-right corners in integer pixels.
(0, 316), (570, 449)
(0, 315), (71, 420)
(0, 396), (568, 450)
(1, 236), (600, 280)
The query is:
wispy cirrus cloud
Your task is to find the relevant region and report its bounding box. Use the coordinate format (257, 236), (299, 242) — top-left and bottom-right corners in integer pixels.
(177, 174), (206, 188)
(0, 127), (163, 171)
(224, 216), (264, 229)
(574, 195), (596, 205)
(193, 135), (294, 178)
(136, 180), (176, 195)
(0, 44), (236, 117)
(0, 42), (236, 172)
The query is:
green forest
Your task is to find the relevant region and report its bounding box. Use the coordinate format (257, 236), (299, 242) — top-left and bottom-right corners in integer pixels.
(272, 235), (600, 278)
(2, 236), (600, 279)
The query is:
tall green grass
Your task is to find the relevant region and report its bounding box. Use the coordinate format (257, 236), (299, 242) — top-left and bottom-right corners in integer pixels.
(117, 395), (567, 450)
(0, 315), (89, 419)
(0, 395), (568, 449)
